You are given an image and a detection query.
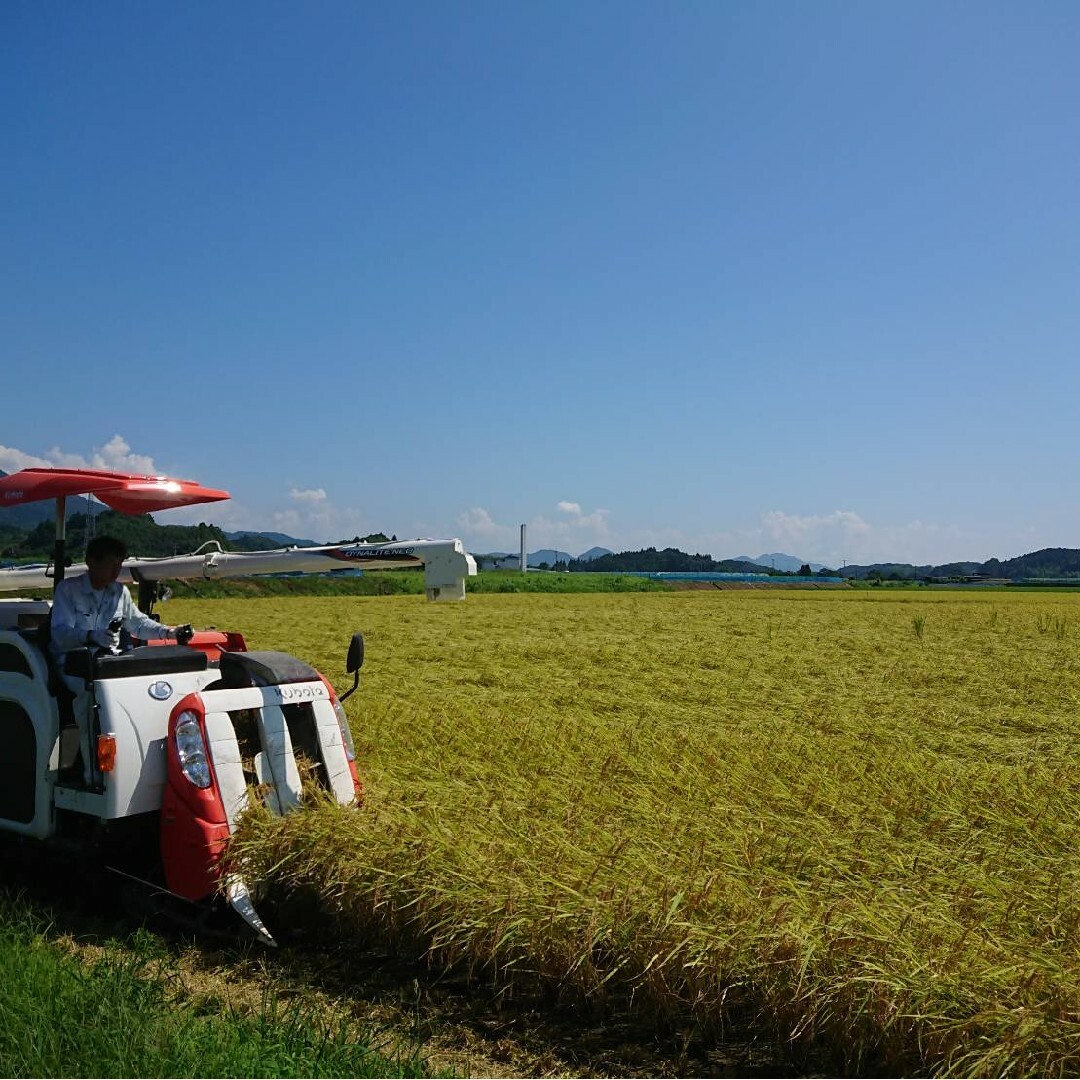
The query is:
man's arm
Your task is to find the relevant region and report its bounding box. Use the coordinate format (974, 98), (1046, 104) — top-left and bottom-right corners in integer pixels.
(119, 587), (174, 641)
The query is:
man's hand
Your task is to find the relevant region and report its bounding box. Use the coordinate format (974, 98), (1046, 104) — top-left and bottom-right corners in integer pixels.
(87, 628), (115, 650)
(175, 624), (195, 646)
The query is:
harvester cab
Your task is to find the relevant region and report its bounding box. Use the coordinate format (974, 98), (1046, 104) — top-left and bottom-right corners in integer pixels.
(0, 467), (474, 944)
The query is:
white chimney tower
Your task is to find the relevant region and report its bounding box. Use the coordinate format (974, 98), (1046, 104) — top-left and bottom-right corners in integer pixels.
(520, 524), (527, 573)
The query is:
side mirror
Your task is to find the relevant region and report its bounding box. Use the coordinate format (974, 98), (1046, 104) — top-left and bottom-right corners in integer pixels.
(346, 631), (365, 673)
(340, 631), (364, 701)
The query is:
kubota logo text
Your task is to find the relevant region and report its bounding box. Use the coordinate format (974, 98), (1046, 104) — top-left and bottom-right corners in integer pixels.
(270, 684), (329, 702)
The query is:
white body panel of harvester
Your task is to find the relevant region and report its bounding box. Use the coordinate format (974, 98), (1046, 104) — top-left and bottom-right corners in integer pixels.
(0, 610), (356, 827)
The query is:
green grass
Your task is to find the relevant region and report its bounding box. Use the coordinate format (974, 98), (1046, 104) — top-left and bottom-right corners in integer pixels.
(466, 570), (668, 593)
(163, 570), (427, 599)
(156, 589), (1080, 1076)
(0, 895), (431, 1078)
(157, 569), (667, 600)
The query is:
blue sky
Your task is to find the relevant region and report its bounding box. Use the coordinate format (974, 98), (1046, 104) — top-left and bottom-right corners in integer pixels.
(3, 1), (1078, 567)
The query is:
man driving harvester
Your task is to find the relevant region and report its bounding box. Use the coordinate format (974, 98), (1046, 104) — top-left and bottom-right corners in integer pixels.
(49, 535), (193, 784)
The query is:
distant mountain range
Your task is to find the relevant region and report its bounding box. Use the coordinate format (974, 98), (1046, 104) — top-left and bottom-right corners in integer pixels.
(734, 549), (1080, 581)
(578, 546), (614, 562)
(734, 553), (830, 573)
(224, 530), (319, 549)
(474, 547), (614, 569)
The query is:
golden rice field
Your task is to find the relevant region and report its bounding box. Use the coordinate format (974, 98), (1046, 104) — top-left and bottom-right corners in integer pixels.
(163, 588), (1080, 1076)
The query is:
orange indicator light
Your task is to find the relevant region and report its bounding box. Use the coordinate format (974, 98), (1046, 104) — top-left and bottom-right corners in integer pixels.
(97, 735), (117, 773)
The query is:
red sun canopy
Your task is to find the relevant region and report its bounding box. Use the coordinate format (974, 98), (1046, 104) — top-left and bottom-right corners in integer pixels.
(0, 468), (231, 515)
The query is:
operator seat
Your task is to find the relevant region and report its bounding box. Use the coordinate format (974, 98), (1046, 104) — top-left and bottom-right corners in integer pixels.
(18, 617), (76, 727)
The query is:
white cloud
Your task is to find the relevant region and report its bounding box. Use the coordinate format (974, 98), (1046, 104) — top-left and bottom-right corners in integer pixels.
(760, 509), (873, 552)
(458, 507), (514, 542)
(701, 509), (971, 568)
(0, 436), (158, 476)
(456, 501), (612, 555)
(89, 435), (158, 475)
(272, 497), (367, 542)
(167, 499), (259, 531)
(0, 445), (51, 472)
(169, 484), (366, 545)
(758, 509), (968, 566)
(535, 500), (611, 545)
(0, 436), (158, 475)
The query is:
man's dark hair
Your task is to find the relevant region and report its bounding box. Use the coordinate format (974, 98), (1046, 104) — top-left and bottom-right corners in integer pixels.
(85, 535), (128, 562)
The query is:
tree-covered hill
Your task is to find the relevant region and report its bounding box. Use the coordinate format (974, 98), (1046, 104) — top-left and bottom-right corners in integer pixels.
(571, 547), (776, 575)
(992, 548), (1080, 579)
(841, 548), (1080, 581)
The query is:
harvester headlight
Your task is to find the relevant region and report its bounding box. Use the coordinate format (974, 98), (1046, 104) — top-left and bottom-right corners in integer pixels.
(332, 698), (356, 762)
(175, 710), (211, 788)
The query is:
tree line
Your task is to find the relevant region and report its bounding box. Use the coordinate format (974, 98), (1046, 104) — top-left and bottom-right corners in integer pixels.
(566, 547), (828, 576)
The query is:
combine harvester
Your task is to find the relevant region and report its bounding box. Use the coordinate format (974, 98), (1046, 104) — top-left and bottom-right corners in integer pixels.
(0, 467), (476, 943)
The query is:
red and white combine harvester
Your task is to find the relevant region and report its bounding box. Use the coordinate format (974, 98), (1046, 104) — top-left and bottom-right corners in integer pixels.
(0, 467), (476, 943)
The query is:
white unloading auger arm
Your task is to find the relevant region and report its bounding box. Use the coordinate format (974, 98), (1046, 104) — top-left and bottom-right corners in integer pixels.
(0, 538), (477, 601)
